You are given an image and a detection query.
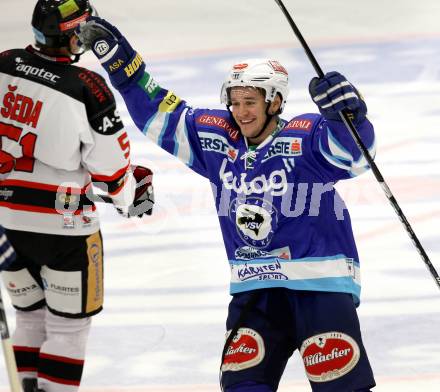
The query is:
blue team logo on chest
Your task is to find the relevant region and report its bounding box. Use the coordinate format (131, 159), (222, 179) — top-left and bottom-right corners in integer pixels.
(229, 197), (278, 248)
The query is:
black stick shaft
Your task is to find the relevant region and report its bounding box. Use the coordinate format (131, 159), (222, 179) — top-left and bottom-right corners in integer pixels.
(273, 0), (440, 289)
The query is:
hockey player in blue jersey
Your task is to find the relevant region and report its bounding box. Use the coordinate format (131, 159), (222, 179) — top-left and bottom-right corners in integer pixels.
(76, 17), (376, 392)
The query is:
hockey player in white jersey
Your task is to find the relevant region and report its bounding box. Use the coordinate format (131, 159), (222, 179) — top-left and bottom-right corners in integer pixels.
(0, 1), (154, 391)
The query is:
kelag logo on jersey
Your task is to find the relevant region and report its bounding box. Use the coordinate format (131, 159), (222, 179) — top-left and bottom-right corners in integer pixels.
(229, 197), (278, 248)
(261, 137), (303, 162)
(198, 132), (238, 162)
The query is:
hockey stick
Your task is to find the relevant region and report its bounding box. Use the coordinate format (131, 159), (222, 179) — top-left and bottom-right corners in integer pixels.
(273, 0), (440, 290)
(0, 284), (21, 392)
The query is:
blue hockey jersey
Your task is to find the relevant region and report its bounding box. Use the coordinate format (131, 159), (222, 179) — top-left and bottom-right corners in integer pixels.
(118, 70), (376, 305)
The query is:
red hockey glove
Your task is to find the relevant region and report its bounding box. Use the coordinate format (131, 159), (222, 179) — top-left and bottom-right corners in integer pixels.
(117, 165), (154, 218)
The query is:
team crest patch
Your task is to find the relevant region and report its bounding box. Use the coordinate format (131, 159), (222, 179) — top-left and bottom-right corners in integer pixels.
(300, 331), (360, 383)
(229, 197), (278, 248)
(221, 328), (265, 372)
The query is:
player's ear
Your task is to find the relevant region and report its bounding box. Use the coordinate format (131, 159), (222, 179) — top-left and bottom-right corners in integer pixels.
(269, 94), (282, 115)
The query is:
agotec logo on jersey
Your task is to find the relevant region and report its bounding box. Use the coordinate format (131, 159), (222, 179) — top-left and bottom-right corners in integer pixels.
(261, 137), (303, 162)
(198, 131), (238, 162)
(300, 331), (360, 383)
(221, 328), (265, 372)
(15, 57), (60, 84)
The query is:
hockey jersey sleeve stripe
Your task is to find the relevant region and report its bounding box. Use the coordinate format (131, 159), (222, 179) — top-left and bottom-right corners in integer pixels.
(319, 137), (352, 171)
(0, 184), (96, 215)
(90, 164), (129, 182)
(318, 125), (376, 177)
(142, 106), (194, 166)
(0, 201), (96, 215)
(172, 107), (193, 166)
(116, 74), (208, 177)
(0, 201), (88, 215)
(142, 110), (168, 142)
(1, 179), (91, 194)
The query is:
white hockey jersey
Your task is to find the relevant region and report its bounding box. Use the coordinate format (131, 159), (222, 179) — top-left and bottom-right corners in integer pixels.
(0, 46), (135, 235)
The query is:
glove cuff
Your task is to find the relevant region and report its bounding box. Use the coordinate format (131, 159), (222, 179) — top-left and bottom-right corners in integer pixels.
(106, 49), (145, 89)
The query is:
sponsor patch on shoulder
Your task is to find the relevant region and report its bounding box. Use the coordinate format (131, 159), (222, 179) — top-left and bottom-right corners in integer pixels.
(221, 328), (265, 372)
(196, 114), (240, 141)
(300, 331), (360, 383)
(284, 118), (313, 132)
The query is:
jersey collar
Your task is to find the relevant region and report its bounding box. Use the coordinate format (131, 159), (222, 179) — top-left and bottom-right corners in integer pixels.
(26, 45), (74, 64)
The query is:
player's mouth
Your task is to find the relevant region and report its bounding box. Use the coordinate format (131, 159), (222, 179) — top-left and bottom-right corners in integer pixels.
(238, 119), (255, 126)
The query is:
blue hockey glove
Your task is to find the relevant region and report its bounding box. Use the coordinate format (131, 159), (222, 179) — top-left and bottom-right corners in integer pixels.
(0, 227), (16, 271)
(75, 17), (145, 89)
(309, 71), (367, 123)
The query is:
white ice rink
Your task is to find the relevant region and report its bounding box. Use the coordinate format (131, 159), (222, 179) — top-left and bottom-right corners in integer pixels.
(1, 0), (440, 391)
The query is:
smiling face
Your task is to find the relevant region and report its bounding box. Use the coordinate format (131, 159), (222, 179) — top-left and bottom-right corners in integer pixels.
(229, 87), (281, 145)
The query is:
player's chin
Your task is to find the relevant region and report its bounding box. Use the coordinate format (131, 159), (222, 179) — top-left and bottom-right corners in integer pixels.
(239, 125), (259, 138)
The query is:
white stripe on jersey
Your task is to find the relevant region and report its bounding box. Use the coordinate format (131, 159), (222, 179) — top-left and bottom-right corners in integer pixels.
(172, 108), (192, 166)
(143, 111), (167, 144)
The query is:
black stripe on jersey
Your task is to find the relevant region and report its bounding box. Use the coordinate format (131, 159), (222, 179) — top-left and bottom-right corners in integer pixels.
(13, 346), (39, 372)
(39, 353), (84, 386)
(0, 184), (95, 213)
